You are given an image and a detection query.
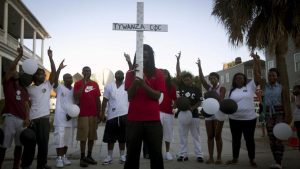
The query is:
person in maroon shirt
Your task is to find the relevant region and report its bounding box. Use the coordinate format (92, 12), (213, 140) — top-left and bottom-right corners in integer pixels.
(0, 45), (30, 169)
(124, 44), (166, 169)
(159, 69), (177, 160)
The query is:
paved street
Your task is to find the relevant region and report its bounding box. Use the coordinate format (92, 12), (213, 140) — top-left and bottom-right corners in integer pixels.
(3, 119), (300, 169)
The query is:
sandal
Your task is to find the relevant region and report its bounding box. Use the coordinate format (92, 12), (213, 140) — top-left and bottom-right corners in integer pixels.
(215, 159), (223, 165)
(226, 159), (238, 165)
(205, 159), (214, 164)
(250, 160), (258, 168)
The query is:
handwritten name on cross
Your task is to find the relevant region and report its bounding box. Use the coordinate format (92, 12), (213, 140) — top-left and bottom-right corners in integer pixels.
(113, 2), (168, 78)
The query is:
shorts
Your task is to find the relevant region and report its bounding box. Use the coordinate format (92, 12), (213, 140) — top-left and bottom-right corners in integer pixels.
(53, 127), (73, 148)
(76, 116), (98, 141)
(103, 115), (127, 143)
(160, 112), (174, 142)
(1, 115), (24, 148)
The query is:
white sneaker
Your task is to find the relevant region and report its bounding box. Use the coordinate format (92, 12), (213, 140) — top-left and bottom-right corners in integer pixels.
(165, 152), (173, 160)
(119, 155), (126, 164)
(102, 156), (112, 165)
(63, 155), (71, 166)
(56, 156), (64, 168)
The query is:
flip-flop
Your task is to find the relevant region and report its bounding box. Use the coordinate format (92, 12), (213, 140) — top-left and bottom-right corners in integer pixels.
(215, 159), (223, 165)
(205, 159), (214, 164)
(226, 159), (238, 165)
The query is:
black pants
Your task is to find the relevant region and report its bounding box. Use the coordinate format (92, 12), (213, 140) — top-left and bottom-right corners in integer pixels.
(21, 117), (50, 168)
(229, 118), (257, 160)
(124, 121), (164, 169)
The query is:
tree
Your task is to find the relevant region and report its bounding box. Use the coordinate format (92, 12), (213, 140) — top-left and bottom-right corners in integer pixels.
(212, 0), (300, 123)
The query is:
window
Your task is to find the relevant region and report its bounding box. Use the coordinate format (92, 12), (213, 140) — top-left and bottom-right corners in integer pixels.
(226, 73), (229, 83)
(268, 60), (275, 70)
(294, 53), (300, 72)
(220, 75), (224, 84)
(247, 69), (253, 79)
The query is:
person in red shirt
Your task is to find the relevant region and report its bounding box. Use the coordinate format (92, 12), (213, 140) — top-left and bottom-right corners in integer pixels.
(124, 44), (166, 169)
(0, 45), (30, 169)
(159, 69), (177, 160)
(73, 66), (101, 168)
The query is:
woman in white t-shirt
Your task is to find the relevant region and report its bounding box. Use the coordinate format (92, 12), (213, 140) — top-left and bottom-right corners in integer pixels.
(226, 53), (261, 168)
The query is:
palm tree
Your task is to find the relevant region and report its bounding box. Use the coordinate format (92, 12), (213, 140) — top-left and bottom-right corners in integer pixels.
(212, 0), (300, 123)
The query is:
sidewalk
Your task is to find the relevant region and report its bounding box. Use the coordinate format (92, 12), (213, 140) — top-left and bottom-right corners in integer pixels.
(3, 119), (300, 169)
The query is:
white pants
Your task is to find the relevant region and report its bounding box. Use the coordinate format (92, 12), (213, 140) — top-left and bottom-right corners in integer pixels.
(160, 112), (174, 143)
(53, 127), (73, 148)
(177, 111), (203, 157)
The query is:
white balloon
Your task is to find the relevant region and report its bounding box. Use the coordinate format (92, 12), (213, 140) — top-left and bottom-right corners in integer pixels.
(202, 98), (220, 115)
(159, 93), (164, 104)
(215, 111), (227, 121)
(178, 110), (192, 125)
(22, 59), (38, 75)
(273, 123), (292, 140)
(67, 104), (80, 118)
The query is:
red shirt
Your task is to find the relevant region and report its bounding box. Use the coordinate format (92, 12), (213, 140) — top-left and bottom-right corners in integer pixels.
(74, 80), (100, 116)
(160, 84), (177, 114)
(2, 78), (29, 120)
(125, 69), (166, 121)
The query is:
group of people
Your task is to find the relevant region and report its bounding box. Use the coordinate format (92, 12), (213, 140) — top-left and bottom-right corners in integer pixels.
(0, 44), (299, 169)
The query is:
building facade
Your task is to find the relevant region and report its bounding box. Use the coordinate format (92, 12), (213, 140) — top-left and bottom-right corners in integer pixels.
(0, 0), (50, 98)
(265, 39), (300, 89)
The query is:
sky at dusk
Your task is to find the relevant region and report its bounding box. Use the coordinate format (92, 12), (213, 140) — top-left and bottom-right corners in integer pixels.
(22, 0), (261, 79)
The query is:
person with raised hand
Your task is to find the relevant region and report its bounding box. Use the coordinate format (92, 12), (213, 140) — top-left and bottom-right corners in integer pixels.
(52, 59), (76, 168)
(175, 52), (204, 163)
(25, 47), (57, 169)
(0, 44), (30, 169)
(196, 58), (226, 164)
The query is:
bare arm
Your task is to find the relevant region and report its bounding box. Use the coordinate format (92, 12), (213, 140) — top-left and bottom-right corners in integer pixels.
(96, 97), (101, 120)
(47, 47), (57, 85)
(23, 101), (30, 127)
(252, 52), (261, 86)
(4, 45), (23, 81)
(175, 51), (181, 80)
(73, 79), (86, 104)
(53, 59), (66, 89)
(219, 87), (226, 101)
(100, 97), (108, 121)
(196, 58), (210, 90)
(127, 77), (161, 101)
(124, 53), (133, 70)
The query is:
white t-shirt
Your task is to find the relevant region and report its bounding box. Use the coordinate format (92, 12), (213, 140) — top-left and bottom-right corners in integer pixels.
(103, 82), (128, 120)
(229, 80), (257, 120)
(294, 95), (300, 121)
(53, 84), (75, 127)
(27, 81), (53, 120)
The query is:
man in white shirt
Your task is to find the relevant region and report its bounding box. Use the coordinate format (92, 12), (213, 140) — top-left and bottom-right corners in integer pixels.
(100, 70), (128, 165)
(23, 48), (57, 169)
(52, 60), (75, 168)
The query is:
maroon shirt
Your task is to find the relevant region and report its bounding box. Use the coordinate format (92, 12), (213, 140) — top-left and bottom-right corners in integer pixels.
(160, 84), (177, 114)
(2, 78), (29, 120)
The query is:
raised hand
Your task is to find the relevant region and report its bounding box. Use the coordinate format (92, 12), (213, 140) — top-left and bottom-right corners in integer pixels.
(48, 47), (53, 58)
(175, 51), (181, 61)
(17, 44), (23, 57)
(196, 58), (201, 67)
(251, 52), (260, 64)
(58, 59), (67, 70)
(124, 53), (131, 62)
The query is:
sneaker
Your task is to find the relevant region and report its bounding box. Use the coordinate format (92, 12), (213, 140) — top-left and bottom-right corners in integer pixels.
(56, 156), (64, 168)
(177, 156), (188, 162)
(269, 164), (282, 169)
(37, 165), (52, 169)
(119, 155), (126, 164)
(165, 152), (173, 160)
(197, 157), (204, 163)
(79, 158), (88, 168)
(63, 155), (71, 166)
(84, 156), (97, 165)
(102, 156), (112, 165)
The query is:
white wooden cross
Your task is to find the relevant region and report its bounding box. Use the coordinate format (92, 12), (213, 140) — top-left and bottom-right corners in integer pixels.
(113, 1), (168, 78)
